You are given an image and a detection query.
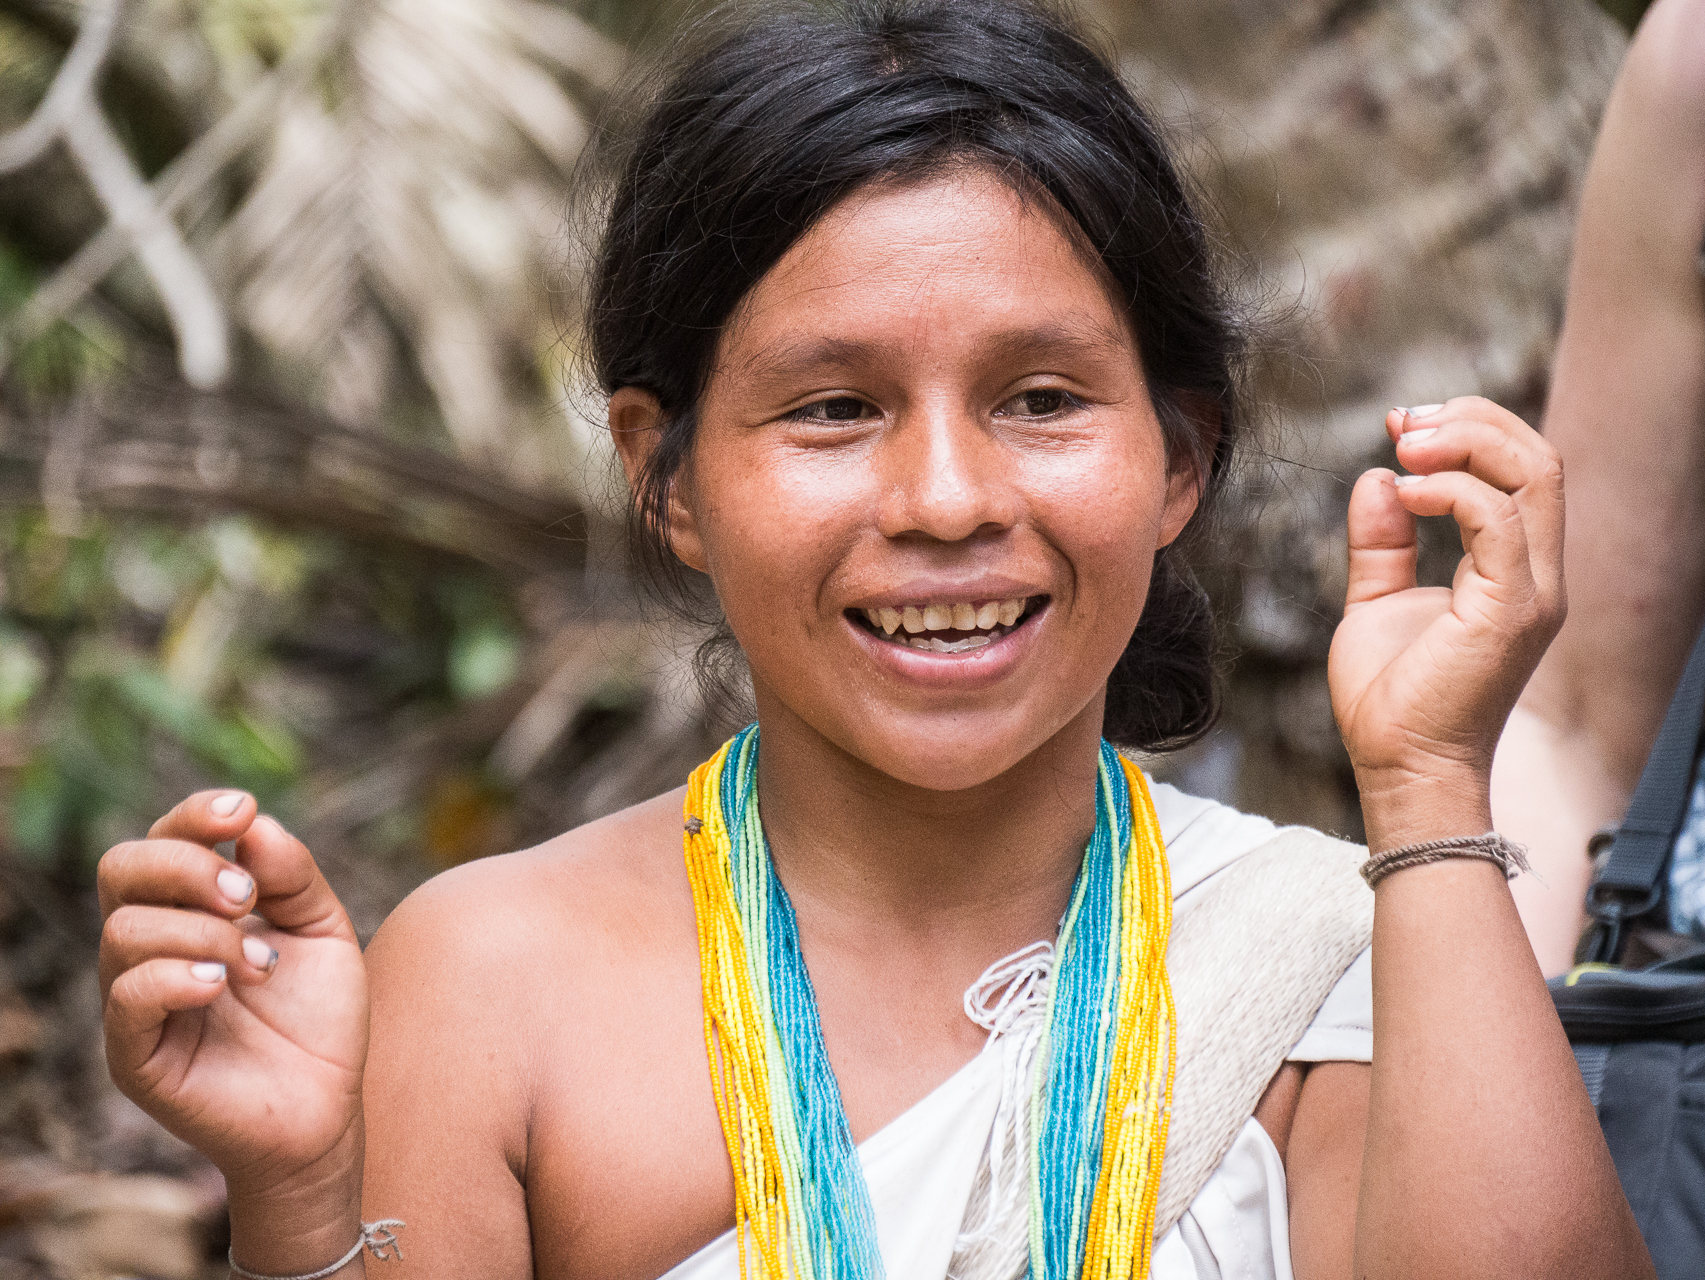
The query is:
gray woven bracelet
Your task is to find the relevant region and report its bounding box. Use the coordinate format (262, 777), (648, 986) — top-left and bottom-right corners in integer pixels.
(1359, 832), (1531, 888)
(229, 1220), (404, 1280)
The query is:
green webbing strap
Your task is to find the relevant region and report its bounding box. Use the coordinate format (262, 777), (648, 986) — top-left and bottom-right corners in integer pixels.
(1582, 623), (1705, 962)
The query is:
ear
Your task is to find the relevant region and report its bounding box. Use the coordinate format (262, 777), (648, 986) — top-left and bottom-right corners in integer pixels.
(1158, 460), (1203, 548)
(608, 386), (708, 573)
(1156, 396), (1218, 547)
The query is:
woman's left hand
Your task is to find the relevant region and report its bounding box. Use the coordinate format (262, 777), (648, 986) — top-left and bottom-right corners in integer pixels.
(1327, 397), (1565, 846)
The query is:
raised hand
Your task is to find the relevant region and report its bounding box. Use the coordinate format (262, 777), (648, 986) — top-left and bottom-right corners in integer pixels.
(98, 793), (368, 1194)
(1328, 398), (1566, 843)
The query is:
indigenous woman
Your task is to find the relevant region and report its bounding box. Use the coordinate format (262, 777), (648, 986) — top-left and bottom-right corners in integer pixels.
(95, 3), (1652, 1278)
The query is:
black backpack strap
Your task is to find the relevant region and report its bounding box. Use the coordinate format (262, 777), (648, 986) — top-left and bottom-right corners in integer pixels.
(1581, 623), (1705, 963)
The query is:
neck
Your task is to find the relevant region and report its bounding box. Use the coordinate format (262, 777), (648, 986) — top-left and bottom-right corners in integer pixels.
(747, 689), (1105, 960)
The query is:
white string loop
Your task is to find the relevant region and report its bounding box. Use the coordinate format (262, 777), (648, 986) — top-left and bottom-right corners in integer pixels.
(962, 938), (1053, 1041)
(952, 940), (1057, 1278)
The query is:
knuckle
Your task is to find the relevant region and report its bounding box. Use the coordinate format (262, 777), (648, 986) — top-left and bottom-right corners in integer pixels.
(100, 838), (213, 899)
(131, 965), (165, 1009)
(1487, 490), (1523, 529)
(102, 906), (139, 952)
(158, 840), (207, 884)
(97, 842), (143, 914)
(98, 840), (136, 884)
(146, 799), (183, 839)
(109, 964), (148, 1012)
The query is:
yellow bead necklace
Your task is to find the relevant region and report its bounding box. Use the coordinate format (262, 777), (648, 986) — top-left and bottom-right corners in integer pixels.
(684, 727), (1174, 1279)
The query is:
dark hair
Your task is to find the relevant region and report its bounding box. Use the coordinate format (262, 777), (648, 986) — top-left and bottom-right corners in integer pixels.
(586, 0), (1243, 750)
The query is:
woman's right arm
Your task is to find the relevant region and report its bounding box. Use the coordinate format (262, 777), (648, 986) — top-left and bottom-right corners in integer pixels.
(99, 792), (371, 1276)
(100, 792), (537, 1279)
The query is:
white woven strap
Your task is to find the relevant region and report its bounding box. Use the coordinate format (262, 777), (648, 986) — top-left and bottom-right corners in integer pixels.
(1154, 827), (1373, 1238)
(945, 827), (1373, 1279)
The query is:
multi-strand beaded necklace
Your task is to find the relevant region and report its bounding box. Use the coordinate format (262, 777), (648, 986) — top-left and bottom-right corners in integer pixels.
(683, 724), (1176, 1280)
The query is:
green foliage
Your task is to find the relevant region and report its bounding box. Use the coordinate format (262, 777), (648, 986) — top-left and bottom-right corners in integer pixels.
(0, 505), (523, 878)
(0, 10), (54, 125)
(202, 0), (331, 73)
(448, 622), (521, 702)
(0, 242), (124, 403)
(0, 625), (44, 723)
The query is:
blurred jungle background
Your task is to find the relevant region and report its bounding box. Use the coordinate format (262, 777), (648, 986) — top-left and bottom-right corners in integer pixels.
(0, 0), (1651, 1273)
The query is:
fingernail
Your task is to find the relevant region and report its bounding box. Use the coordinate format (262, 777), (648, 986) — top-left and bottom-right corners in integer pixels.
(191, 962), (226, 983)
(210, 792), (244, 817)
(217, 868), (254, 904)
(1405, 404), (1445, 418)
(1394, 474), (1425, 487)
(1398, 427), (1438, 444)
(242, 936), (279, 971)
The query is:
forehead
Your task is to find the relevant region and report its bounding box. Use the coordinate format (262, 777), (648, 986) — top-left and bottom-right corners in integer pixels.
(718, 168), (1136, 370)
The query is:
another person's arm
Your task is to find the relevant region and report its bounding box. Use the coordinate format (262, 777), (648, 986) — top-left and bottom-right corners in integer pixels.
(1495, 0), (1705, 974)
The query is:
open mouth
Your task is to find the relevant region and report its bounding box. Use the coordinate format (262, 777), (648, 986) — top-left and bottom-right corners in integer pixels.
(849, 596), (1046, 654)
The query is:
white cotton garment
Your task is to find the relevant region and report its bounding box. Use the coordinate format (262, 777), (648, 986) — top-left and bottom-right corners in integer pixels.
(658, 779), (1374, 1280)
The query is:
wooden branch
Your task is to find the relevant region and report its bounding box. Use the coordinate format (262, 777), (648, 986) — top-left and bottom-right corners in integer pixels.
(60, 98), (229, 388)
(0, 0), (368, 369)
(0, 0), (124, 176)
(0, 0), (230, 388)
(0, 384), (594, 575)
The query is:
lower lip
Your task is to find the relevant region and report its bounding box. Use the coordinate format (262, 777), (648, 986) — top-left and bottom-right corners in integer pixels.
(844, 607), (1047, 689)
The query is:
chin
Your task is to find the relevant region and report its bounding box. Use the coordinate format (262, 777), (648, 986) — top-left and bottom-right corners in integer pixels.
(834, 703), (1099, 795)
(865, 747), (1027, 793)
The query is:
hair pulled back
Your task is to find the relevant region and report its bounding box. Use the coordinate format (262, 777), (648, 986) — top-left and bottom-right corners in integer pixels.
(587, 0), (1243, 751)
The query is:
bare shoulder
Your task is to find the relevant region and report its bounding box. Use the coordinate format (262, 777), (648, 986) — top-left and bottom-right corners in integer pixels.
(360, 785), (698, 1144)
(359, 784), (730, 1274)
(366, 785), (692, 981)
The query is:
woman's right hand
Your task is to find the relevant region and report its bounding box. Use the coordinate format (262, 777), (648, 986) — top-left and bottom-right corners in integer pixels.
(98, 791), (368, 1193)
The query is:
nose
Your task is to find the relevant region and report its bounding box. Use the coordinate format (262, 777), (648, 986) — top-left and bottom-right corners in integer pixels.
(874, 403), (1020, 543)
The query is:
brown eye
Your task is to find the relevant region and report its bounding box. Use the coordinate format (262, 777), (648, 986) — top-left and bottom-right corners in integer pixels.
(794, 396), (874, 422)
(999, 388), (1076, 417)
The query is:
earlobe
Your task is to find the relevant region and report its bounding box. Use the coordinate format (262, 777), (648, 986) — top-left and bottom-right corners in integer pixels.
(665, 471), (708, 575)
(607, 387), (709, 574)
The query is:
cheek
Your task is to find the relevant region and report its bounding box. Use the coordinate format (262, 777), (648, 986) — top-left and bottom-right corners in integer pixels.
(693, 443), (869, 611)
(1035, 445), (1171, 607)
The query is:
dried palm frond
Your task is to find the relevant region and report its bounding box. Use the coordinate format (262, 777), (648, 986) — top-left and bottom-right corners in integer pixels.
(214, 0), (621, 497)
(1087, 0), (1623, 830)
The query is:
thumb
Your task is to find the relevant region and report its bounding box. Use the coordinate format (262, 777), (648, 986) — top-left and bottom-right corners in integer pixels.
(1345, 468), (1418, 609)
(234, 816), (353, 942)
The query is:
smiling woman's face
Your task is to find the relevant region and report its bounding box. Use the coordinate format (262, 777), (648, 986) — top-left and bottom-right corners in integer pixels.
(618, 168), (1200, 792)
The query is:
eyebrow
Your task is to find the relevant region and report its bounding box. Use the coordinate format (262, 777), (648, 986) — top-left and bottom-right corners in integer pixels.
(734, 320), (1132, 385)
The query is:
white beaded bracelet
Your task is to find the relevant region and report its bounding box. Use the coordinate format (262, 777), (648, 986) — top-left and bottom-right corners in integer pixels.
(228, 1220), (404, 1280)
(1359, 832), (1531, 888)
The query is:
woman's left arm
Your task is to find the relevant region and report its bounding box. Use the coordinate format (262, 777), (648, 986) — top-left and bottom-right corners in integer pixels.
(1307, 398), (1653, 1278)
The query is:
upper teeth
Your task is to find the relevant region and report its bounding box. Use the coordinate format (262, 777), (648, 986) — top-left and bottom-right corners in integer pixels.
(861, 597), (1028, 638)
